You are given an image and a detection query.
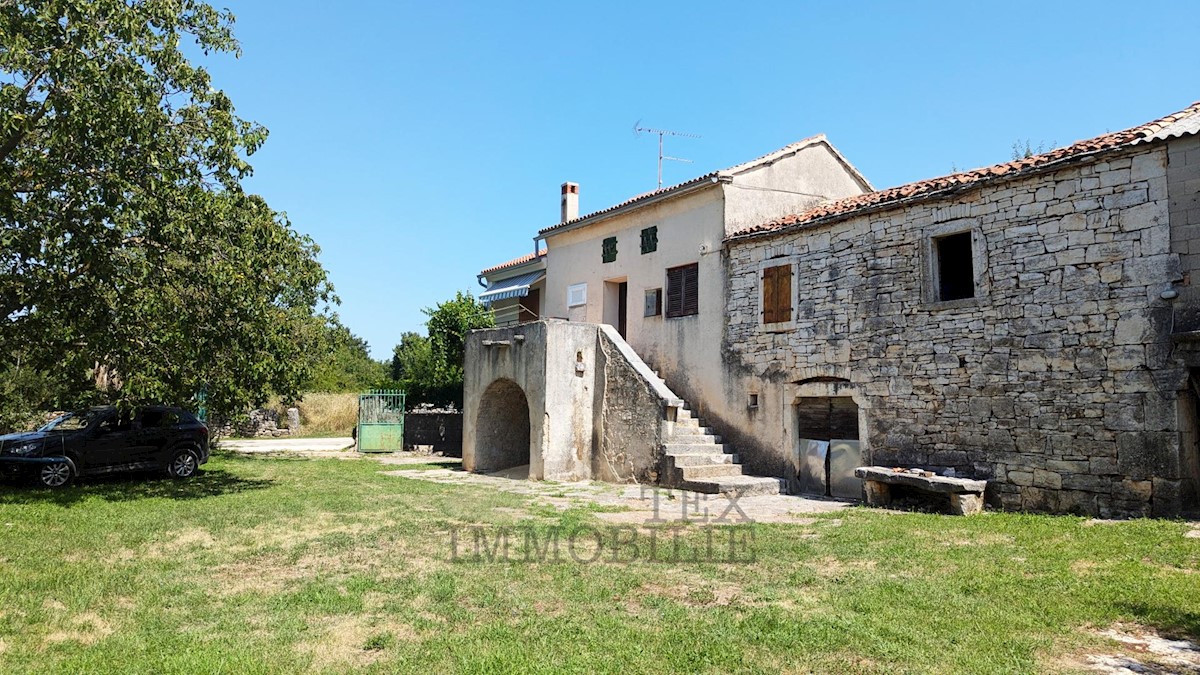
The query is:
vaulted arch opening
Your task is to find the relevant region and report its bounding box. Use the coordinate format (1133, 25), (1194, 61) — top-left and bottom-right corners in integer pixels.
(473, 378), (531, 476)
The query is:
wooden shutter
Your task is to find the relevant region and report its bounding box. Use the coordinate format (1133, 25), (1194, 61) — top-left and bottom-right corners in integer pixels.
(762, 265), (792, 324)
(666, 263), (698, 318)
(762, 267), (777, 323)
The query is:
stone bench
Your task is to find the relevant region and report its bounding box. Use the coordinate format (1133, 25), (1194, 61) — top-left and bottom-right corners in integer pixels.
(853, 466), (987, 515)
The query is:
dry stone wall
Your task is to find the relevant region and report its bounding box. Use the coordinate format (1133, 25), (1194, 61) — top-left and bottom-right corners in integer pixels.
(725, 143), (1193, 517)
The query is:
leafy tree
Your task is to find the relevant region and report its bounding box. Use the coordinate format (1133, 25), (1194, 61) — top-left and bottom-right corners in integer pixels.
(0, 1), (334, 418)
(383, 293), (493, 408)
(305, 322), (387, 393)
(390, 332), (434, 383)
(424, 291), (494, 377)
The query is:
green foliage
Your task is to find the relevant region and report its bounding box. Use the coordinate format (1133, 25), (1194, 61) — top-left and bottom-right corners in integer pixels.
(424, 291), (495, 374)
(389, 332), (434, 383)
(305, 322), (387, 393)
(384, 293), (493, 408)
(0, 1), (334, 419)
(1010, 138), (1056, 160)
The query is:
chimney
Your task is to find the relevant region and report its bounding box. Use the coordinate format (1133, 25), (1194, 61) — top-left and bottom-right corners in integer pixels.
(560, 182), (579, 223)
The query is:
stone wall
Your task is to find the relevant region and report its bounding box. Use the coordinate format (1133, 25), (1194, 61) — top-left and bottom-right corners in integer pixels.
(1170, 134), (1200, 330)
(403, 410), (463, 456)
(723, 141), (1196, 517)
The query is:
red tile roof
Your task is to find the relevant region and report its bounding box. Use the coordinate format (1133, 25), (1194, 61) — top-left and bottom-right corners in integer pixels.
(479, 249), (547, 276)
(537, 135), (857, 237)
(729, 101), (1200, 242)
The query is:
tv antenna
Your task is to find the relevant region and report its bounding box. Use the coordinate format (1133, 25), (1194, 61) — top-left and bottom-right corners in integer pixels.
(634, 121), (700, 189)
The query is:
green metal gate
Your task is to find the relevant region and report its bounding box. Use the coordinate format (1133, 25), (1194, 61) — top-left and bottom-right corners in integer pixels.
(357, 389), (406, 453)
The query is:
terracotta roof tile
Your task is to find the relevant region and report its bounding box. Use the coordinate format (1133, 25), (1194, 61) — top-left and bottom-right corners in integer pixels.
(479, 249), (547, 276)
(730, 101), (1200, 241)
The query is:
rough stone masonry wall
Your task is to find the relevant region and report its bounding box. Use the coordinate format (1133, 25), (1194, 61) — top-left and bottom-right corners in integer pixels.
(403, 410), (463, 456)
(726, 143), (1192, 517)
(1170, 134), (1200, 330)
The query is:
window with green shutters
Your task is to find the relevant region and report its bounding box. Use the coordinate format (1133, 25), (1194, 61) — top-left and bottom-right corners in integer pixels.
(640, 226), (658, 254)
(602, 237), (617, 263)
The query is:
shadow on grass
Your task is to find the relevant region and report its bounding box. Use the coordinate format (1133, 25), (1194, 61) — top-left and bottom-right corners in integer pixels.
(1119, 601), (1200, 642)
(0, 468), (273, 506)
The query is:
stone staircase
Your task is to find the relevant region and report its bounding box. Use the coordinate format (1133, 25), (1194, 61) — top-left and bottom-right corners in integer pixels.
(661, 402), (784, 498)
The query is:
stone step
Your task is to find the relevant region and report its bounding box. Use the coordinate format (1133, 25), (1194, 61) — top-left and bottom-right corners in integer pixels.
(674, 420), (716, 434)
(668, 452), (737, 467)
(680, 463), (744, 480)
(663, 443), (734, 454)
(678, 475), (784, 498)
(671, 433), (722, 444)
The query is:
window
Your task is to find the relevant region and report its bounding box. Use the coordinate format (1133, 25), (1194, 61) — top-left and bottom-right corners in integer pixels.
(640, 226), (658, 254)
(602, 237), (617, 263)
(761, 264), (793, 324)
(567, 283), (587, 307)
(644, 288), (662, 317)
(934, 231), (975, 301)
(665, 263), (698, 318)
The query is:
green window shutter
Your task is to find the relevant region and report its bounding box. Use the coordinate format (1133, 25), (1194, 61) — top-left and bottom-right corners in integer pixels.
(602, 237), (617, 263)
(640, 226), (658, 254)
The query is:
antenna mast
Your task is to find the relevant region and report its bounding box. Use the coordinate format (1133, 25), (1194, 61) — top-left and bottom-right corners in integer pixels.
(634, 123), (701, 189)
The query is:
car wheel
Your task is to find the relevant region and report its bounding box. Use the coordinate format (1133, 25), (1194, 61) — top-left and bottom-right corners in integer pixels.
(38, 460), (75, 489)
(167, 450), (199, 479)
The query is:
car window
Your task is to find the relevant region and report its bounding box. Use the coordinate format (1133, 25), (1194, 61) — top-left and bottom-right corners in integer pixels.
(139, 409), (165, 428)
(138, 409), (181, 428)
(39, 412), (92, 432)
(99, 411), (133, 433)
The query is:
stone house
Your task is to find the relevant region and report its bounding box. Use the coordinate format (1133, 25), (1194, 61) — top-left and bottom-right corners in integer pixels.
(720, 102), (1200, 517)
(464, 102), (1200, 517)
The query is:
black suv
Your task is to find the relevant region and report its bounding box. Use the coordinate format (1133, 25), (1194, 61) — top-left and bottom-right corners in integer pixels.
(0, 406), (209, 488)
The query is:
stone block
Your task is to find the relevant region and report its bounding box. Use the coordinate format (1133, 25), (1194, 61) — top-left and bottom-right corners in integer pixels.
(1033, 469), (1063, 489)
(1089, 457), (1119, 475)
(949, 492), (984, 515)
(1116, 431), (1181, 479)
(1112, 477), (1153, 501)
(1150, 478), (1182, 518)
(1008, 470), (1034, 487)
(863, 480), (892, 507)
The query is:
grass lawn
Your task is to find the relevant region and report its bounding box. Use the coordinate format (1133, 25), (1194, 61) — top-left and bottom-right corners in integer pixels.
(0, 454), (1196, 674)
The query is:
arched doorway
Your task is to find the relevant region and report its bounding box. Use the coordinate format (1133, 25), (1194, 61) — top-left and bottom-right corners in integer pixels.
(473, 378), (531, 476)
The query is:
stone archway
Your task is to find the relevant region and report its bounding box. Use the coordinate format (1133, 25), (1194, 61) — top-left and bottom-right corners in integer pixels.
(473, 378), (531, 475)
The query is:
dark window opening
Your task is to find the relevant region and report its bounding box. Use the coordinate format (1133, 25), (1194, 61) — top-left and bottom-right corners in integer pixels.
(666, 263), (699, 318)
(935, 231), (975, 301)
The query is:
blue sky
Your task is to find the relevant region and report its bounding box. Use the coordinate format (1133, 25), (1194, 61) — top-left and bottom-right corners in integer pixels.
(202, 0), (1199, 359)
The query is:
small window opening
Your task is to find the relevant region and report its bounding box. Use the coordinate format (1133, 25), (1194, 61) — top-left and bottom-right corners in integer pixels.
(935, 231), (975, 301)
(748, 393), (759, 408)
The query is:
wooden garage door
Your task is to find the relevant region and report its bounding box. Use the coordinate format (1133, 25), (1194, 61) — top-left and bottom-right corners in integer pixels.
(795, 397), (859, 441)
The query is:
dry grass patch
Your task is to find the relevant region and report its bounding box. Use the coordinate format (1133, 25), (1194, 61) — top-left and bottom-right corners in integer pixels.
(296, 614), (418, 672)
(44, 611), (114, 646)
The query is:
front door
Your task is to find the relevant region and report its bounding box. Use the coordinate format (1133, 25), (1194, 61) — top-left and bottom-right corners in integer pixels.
(617, 282), (628, 339)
